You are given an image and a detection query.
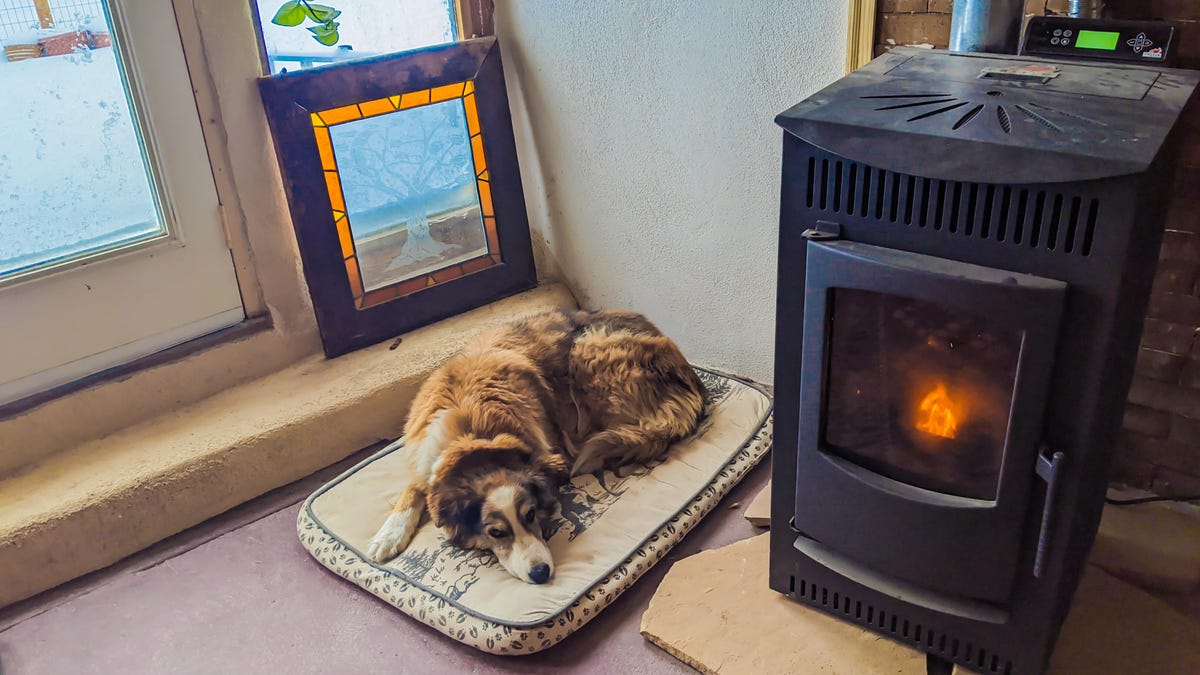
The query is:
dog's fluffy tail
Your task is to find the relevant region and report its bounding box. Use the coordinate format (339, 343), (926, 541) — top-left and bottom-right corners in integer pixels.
(569, 390), (714, 477)
(685, 392), (716, 442)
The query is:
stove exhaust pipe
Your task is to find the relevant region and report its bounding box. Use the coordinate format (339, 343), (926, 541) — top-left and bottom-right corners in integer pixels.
(949, 0), (1026, 54)
(1067, 0), (1105, 19)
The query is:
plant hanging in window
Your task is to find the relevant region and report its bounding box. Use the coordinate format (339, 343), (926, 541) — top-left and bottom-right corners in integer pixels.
(272, 1), (343, 45)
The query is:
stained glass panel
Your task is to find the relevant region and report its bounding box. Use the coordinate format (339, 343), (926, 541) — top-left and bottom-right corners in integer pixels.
(317, 85), (500, 302)
(260, 37), (536, 355)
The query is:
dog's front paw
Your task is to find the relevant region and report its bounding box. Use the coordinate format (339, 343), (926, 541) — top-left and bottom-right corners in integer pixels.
(366, 512), (418, 562)
(615, 464), (642, 478)
(366, 535), (402, 563)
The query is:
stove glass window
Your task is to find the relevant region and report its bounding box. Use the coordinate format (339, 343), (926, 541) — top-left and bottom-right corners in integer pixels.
(823, 288), (1022, 501)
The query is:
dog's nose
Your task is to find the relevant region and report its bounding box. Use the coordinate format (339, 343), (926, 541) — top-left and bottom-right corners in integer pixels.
(529, 563), (551, 585)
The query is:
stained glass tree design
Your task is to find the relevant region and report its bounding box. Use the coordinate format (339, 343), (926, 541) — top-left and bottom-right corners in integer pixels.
(330, 98), (483, 289)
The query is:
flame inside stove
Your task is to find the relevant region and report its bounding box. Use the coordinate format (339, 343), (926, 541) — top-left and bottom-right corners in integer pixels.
(916, 383), (959, 439)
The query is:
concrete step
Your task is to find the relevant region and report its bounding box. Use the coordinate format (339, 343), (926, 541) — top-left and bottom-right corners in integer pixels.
(0, 285), (575, 608)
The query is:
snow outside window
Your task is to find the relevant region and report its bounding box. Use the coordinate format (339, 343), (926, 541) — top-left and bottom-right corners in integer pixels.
(0, 0), (244, 405)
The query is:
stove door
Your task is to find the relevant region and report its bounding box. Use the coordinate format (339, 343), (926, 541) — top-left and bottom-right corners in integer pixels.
(793, 240), (1065, 605)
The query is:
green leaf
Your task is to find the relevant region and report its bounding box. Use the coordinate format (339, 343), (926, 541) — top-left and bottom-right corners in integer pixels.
(308, 23), (341, 46)
(304, 4), (341, 22)
(271, 1), (306, 26)
(309, 21), (339, 35)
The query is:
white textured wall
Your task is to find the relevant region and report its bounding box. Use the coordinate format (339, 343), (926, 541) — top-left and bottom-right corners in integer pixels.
(497, 1), (848, 383)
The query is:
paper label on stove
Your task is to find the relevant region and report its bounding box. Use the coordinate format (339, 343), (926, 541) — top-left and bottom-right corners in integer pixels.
(978, 64), (1062, 81)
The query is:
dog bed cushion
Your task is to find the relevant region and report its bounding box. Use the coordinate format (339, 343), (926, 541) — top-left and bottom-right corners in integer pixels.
(297, 368), (772, 655)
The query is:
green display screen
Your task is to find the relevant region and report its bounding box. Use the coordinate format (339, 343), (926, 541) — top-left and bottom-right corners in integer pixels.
(1075, 30), (1120, 50)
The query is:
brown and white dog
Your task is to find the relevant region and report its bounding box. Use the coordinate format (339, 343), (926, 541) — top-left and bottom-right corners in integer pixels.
(365, 309), (707, 584)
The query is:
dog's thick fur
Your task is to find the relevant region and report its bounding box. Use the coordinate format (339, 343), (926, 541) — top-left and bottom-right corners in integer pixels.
(365, 309), (707, 584)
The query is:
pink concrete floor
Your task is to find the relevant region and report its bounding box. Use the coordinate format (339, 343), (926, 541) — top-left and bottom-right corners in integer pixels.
(0, 448), (771, 674)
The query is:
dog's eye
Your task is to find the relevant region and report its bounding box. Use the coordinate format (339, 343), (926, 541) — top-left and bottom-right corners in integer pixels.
(523, 509), (536, 524)
(487, 527), (509, 539)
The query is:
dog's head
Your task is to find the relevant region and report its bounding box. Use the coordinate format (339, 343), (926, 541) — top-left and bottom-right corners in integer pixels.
(427, 433), (566, 584)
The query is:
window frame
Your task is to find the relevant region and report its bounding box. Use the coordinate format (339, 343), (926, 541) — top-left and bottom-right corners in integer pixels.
(847, 0), (878, 73)
(0, 0), (246, 406)
(0, 0), (502, 470)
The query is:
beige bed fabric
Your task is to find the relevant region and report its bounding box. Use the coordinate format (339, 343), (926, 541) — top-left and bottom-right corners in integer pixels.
(297, 368), (772, 654)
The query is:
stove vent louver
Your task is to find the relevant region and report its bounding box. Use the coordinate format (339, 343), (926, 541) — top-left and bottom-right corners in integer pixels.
(1015, 105), (1062, 133)
(997, 105), (1013, 134)
(861, 93), (1102, 137)
(805, 155), (1100, 256)
(1022, 101), (1108, 128)
(953, 104), (984, 130)
(790, 575), (1014, 674)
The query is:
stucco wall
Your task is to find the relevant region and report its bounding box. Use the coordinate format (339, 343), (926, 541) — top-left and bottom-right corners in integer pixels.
(496, 1), (849, 383)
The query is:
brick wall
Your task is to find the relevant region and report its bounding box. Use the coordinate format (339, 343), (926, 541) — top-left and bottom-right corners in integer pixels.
(873, 1), (1200, 493)
(1106, 0), (1200, 494)
(876, 0), (952, 54)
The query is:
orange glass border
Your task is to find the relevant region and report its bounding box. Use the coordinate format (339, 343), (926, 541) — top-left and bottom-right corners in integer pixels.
(310, 78), (501, 310)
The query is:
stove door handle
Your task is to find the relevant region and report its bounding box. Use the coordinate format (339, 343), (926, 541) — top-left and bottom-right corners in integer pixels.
(1033, 449), (1065, 579)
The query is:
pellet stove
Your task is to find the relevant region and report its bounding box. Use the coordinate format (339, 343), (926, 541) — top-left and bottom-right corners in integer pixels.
(769, 47), (1199, 674)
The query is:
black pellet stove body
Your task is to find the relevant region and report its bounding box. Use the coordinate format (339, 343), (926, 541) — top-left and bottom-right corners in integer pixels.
(770, 47), (1199, 674)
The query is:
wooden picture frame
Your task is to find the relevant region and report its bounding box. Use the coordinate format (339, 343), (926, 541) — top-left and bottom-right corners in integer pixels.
(259, 37), (535, 357)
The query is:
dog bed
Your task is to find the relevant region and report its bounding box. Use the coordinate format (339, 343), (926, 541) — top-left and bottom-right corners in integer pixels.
(297, 368), (772, 655)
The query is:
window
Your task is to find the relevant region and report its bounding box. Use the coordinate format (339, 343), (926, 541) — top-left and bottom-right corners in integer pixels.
(0, 0), (244, 405)
(0, 1), (162, 280)
(251, 0), (459, 74)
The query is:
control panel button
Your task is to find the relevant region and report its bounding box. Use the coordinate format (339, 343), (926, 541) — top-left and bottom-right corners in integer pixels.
(1127, 32), (1154, 53)
(1051, 37), (1061, 45)
(1053, 28), (1063, 36)
(1061, 38), (1071, 46)
(1063, 29), (1072, 37)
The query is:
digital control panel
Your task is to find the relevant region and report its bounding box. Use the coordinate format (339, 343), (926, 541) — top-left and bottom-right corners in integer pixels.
(1022, 17), (1177, 66)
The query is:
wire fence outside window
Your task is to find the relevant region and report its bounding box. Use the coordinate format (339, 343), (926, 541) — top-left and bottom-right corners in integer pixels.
(0, 0), (105, 42)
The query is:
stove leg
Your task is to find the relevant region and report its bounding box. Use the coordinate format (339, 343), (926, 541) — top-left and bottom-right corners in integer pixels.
(927, 653), (955, 675)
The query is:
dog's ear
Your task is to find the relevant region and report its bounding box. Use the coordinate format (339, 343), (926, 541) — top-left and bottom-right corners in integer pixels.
(522, 472), (560, 513)
(427, 485), (481, 543)
(531, 449), (569, 485)
(521, 471), (561, 541)
(524, 451), (567, 515)
(427, 435), (524, 542)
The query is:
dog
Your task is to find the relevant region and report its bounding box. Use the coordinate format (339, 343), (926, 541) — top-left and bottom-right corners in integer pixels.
(365, 309), (708, 584)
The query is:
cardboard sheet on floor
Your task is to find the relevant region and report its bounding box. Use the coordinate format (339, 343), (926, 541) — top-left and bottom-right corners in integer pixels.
(297, 368), (772, 655)
(641, 534), (1200, 674)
